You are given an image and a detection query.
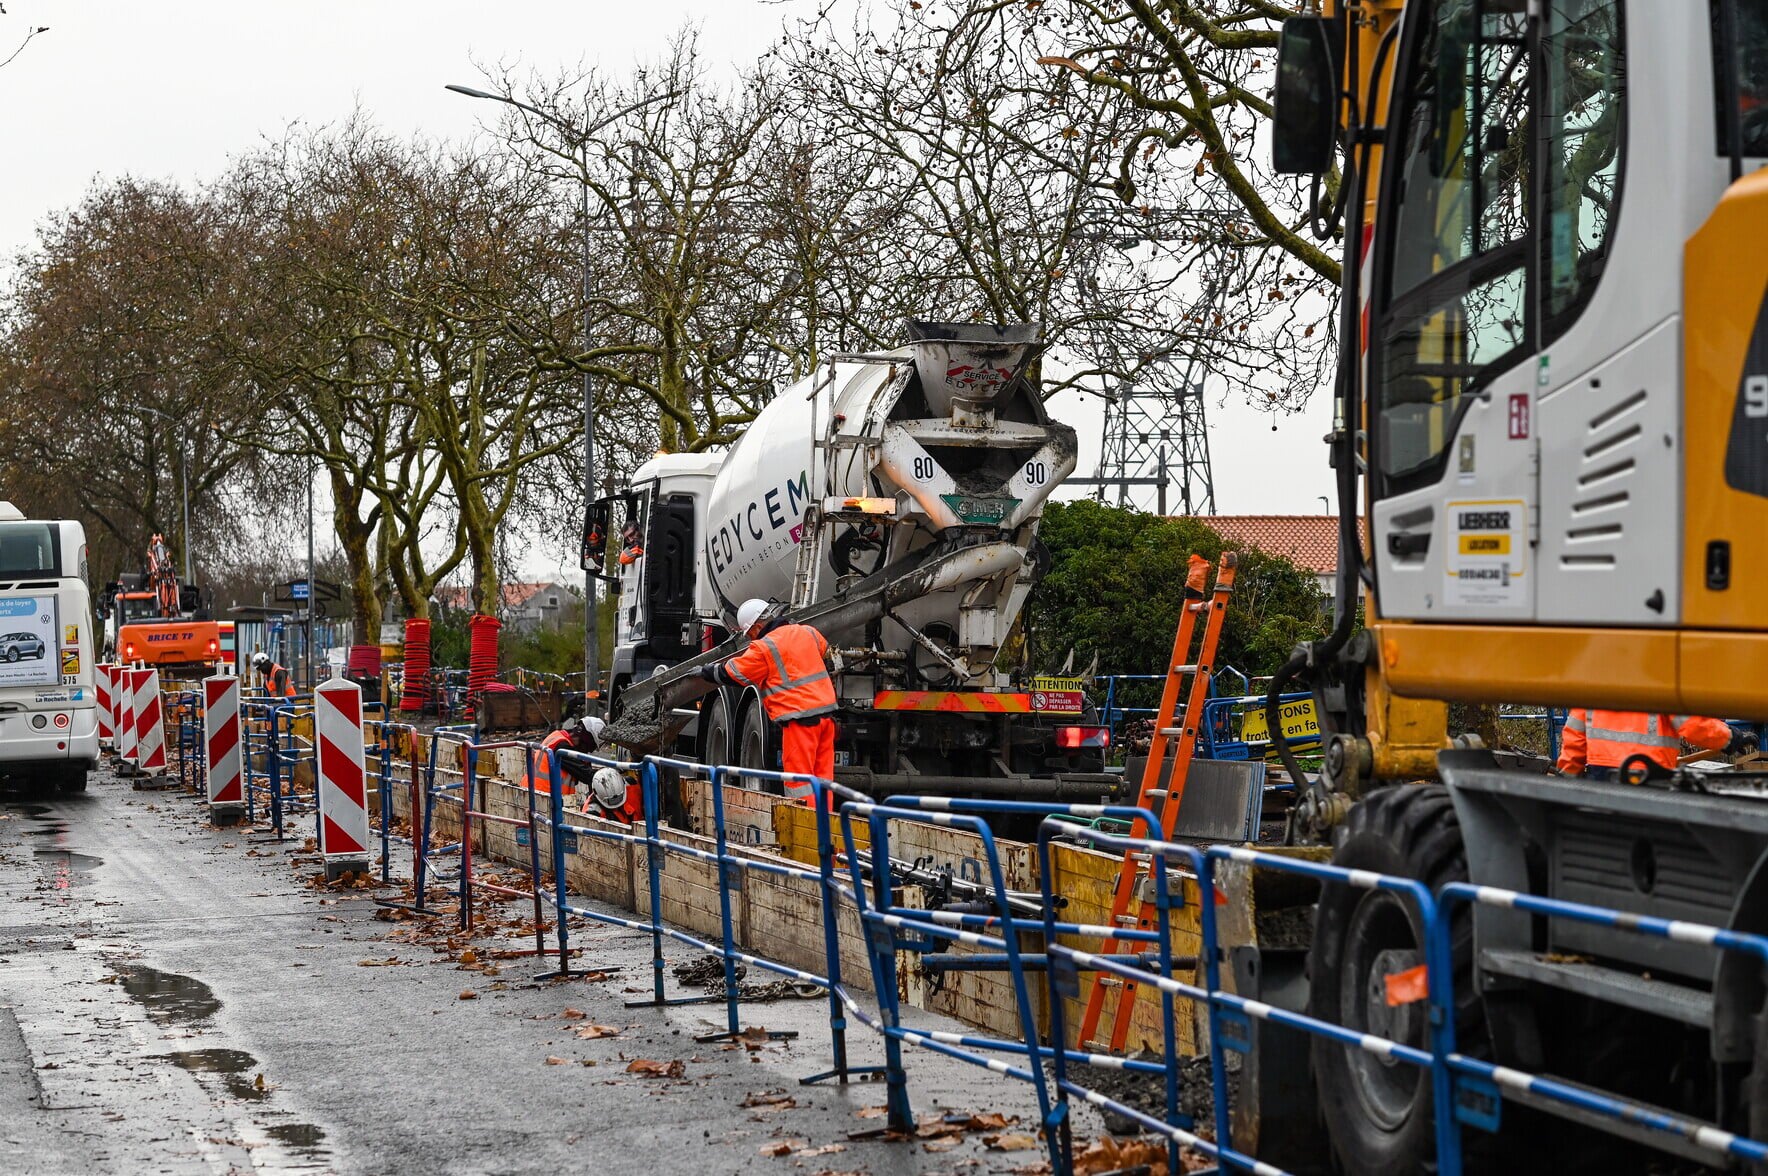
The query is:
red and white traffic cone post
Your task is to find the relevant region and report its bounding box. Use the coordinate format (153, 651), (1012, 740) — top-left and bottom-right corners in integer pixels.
(203, 675), (245, 825)
(96, 664), (116, 752)
(132, 669), (168, 787)
(314, 679), (370, 880)
(118, 668), (143, 775)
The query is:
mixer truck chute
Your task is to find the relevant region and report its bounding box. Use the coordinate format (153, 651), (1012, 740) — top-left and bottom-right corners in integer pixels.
(594, 322), (1115, 801)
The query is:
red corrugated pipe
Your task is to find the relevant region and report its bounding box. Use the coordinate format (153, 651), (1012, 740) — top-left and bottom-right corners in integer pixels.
(467, 613), (501, 703)
(399, 618), (431, 712)
(347, 643), (382, 676)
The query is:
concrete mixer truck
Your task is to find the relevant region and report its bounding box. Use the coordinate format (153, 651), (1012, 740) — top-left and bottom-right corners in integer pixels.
(587, 322), (1119, 801)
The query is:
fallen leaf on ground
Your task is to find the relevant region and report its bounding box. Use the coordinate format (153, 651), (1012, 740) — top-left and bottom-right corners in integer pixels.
(459, 990), (478, 1000)
(561, 1007), (586, 1019)
(544, 1056), (569, 1065)
(916, 1121), (964, 1140)
(799, 1144), (846, 1157)
(358, 957), (401, 967)
(741, 1090), (795, 1109)
(1074, 1135), (1174, 1175)
(923, 1139), (959, 1153)
(985, 1132), (1039, 1152)
(625, 1058), (685, 1079)
(459, 948), (479, 965)
(574, 1024), (621, 1040)
(854, 1106), (888, 1119)
(966, 1112), (1016, 1130)
(758, 1140), (803, 1157)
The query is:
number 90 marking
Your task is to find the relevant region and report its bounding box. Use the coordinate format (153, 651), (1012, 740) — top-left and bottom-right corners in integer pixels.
(1023, 460), (1048, 486)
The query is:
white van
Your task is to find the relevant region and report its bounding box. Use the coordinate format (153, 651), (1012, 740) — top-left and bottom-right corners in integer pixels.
(0, 504), (97, 791)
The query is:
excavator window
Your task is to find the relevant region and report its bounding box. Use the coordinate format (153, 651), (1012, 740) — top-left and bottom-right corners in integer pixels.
(1375, 0), (1532, 493)
(1713, 1), (1768, 157)
(1541, 1), (1625, 338)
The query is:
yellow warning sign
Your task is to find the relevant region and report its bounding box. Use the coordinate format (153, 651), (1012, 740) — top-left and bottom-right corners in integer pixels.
(1457, 534), (1511, 555)
(1240, 698), (1320, 746)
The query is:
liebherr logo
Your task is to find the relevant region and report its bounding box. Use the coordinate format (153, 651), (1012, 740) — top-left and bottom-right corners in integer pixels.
(1457, 510), (1510, 530)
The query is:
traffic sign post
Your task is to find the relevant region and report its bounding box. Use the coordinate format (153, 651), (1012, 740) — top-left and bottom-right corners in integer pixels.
(203, 675), (245, 825)
(118, 668), (142, 775)
(314, 679), (370, 880)
(132, 668), (168, 786)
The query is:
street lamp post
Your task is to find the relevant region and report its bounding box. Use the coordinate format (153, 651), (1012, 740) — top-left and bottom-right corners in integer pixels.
(446, 83), (674, 707)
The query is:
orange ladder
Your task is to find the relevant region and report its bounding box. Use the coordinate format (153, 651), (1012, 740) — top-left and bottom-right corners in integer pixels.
(1076, 550), (1238, 1052)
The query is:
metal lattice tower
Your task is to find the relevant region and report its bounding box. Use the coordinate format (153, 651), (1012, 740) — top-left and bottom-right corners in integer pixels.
(1092, 370), (1215, 516)
(1065, 234), (1225, 517)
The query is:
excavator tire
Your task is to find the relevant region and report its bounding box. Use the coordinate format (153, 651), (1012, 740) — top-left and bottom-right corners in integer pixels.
(1309, 784), (1494, 1174)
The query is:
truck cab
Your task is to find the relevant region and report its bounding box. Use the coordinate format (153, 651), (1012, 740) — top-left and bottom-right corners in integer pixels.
(600, 452), (723, 706)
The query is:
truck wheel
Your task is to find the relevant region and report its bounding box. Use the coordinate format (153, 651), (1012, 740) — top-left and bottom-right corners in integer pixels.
(701, 694), (734, 768)
(1310, 784), (1489, 1175)
(736, 702), (777, 794)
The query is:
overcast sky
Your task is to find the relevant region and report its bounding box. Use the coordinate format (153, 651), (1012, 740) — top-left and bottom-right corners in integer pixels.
(0, 0), (1335, 568)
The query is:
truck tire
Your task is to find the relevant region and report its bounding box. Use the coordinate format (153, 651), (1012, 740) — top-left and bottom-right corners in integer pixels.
(700, 693), (735, 768)
(59, 762), (89, 793)
(736, 700), (777, 794)
(1309, 784), (1489, 1175)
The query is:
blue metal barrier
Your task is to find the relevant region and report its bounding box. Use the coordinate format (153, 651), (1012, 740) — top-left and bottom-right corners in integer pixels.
(203, 713), (1768, 1175)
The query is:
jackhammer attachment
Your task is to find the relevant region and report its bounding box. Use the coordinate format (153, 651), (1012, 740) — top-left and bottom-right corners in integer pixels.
(601, 534), (1029, 754)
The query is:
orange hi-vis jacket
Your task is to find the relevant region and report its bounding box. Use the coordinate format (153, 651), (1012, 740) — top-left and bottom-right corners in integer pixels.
(724, 623), (836, 725)
(266, 663), (295, 698)
(1557, 709), (1733, 774)
(528, 729), (575, 795)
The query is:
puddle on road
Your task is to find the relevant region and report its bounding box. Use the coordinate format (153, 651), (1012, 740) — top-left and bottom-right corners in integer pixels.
(115, 964), (222, 1027)
(165, 1048), (270, 1102)
(264, 1122), (327, 1151)
(33, 848), (101, 872)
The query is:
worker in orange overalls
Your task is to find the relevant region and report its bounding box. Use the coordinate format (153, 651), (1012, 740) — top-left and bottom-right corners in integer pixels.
(251, 652), (296, 698)
(1557, 709), (1755, 781)
(698, 598), (837, 807)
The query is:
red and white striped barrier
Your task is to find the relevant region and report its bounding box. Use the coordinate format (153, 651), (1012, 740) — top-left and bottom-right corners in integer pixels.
(118, 667), (142, 773)
(203, 675), (244, 822)
(133, 668), (167, 782)
(96, 664), (116, 750)
(314, 679), (370, 878)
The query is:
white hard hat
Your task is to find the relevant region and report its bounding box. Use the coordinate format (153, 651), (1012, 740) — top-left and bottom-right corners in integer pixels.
(736, 598), (771, 634)
(252, 652), (271, 670)
(580, 716), (605, 741)
(589, 766), (627, 809)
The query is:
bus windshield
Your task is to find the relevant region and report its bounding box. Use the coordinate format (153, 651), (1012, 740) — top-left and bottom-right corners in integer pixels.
(0, 523), (61, 577)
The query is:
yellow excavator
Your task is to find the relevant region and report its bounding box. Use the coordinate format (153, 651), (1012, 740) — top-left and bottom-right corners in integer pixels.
(1259, 1), (1768, 1170)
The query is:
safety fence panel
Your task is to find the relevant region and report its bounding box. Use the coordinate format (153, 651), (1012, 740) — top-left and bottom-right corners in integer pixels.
(118, 704), (1768, 1176)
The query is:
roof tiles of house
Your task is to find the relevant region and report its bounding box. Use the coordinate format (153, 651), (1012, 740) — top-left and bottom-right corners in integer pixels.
(1175, 515), (1365, 576)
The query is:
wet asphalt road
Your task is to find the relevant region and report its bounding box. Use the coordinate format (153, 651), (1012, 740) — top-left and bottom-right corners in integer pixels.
(0, 762), (1077, 1174)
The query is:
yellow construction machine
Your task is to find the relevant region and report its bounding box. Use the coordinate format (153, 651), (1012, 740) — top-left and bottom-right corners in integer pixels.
(1255, 1), (1768, 1170)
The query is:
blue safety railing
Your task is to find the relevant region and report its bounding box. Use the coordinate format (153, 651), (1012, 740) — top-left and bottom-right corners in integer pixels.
(162, 688), (1768, 1175)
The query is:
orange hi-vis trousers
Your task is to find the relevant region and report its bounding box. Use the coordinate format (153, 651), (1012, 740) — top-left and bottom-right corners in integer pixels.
(781, 717), (835, 809)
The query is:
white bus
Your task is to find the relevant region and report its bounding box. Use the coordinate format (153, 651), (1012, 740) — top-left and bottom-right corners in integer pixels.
(0, 503), (97, 792)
